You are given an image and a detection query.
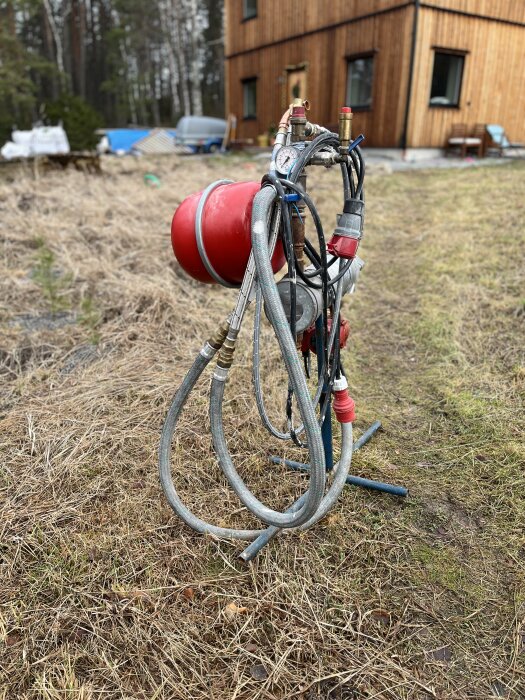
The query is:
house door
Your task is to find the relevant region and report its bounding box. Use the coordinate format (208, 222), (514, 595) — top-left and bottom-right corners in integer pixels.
(286, 65), (308, 105)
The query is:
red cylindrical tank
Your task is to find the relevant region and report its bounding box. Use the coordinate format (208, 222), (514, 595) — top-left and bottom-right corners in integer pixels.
(171, 181), (285, 286)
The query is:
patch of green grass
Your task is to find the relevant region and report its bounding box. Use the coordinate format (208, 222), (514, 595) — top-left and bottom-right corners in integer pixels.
(411, 542), (485, 603)
(412, 309), (458, 359)
(32, 238), (72, 313)
(79, 295), (102, 344)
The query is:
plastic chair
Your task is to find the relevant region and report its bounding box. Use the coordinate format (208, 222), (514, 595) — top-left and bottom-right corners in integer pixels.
(485, 125), (523, 156)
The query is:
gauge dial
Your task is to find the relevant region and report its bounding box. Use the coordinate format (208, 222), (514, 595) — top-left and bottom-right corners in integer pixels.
(275, 146), (299, 175)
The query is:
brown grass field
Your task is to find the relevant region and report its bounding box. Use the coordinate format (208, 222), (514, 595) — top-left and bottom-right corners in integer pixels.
(1, 155), (524, 699)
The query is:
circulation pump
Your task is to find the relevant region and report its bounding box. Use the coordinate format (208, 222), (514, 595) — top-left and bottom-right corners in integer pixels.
(160, 101), (407, 560)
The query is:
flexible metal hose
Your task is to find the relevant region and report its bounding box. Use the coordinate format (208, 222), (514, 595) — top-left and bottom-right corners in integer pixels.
(207, 187), (325, 528)
(159, 133), (364, 545)
(158, 190), (355, 538)
(158, 343), (261, 540)
(158, 338), (353, 539)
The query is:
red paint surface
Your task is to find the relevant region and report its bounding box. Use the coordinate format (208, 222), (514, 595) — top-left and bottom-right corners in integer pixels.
(171, 181), (285, 285)
(333, 390), (356, 424)
(327, 235), (359, 260)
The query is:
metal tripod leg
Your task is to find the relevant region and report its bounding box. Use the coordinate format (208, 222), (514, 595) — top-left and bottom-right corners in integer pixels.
(275, 420), (408, 497)
(240, 421), (407, 562)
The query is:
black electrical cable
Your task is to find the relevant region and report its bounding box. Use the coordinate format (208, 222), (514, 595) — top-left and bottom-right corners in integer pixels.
(260, 131), (365, 446)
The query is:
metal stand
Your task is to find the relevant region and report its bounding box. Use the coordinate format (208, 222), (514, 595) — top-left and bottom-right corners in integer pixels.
(239, 317), (407, 562)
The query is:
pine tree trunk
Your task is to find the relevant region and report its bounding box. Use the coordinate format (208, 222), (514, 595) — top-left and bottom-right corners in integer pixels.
(173, 0), (191, 116)
(188, 0), (202, 116)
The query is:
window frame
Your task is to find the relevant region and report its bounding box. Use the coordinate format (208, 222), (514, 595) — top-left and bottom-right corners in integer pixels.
(345, 52), (375, 112)
(242, 77), (257, 120)
(428, 49), (467, 109)
(242, 0), (257, 21)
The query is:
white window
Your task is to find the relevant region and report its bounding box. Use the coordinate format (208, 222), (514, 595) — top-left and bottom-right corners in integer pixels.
(346, 55), (374, 110)
(243, 0), (257, 20)
(430, 52), (465, 107)
(243, 78), (257, 119)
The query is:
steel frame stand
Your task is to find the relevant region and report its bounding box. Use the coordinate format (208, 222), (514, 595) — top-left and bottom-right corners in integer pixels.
(240, 316), (407, 562)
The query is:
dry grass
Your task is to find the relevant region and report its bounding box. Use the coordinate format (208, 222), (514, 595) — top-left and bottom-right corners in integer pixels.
(1, 154), (524, 699)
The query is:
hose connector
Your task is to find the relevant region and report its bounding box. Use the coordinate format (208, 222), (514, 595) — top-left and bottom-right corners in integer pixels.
(207, 318), (230, 351)
(327, 197), (364, 259)
(332, 376), (356, 423)
(217, 335), (237, 370)
(290, 100), (307, 143)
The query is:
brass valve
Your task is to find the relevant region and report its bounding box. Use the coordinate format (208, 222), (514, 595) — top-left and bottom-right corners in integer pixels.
(338, 107), (353, 154)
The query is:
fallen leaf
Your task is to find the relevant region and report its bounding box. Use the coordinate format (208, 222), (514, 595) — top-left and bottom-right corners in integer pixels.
(224, 602), (248, 620)
(5, 632), (21, 647)
(182, 587), (195, 601)
(250, 663), (268, 680)
(370, 609), (391, 625)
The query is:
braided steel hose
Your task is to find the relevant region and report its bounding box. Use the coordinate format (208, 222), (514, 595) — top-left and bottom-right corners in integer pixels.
(159, 123), (366, 548)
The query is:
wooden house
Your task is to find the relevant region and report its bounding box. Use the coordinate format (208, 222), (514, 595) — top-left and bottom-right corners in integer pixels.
(224, 1), (525, 149)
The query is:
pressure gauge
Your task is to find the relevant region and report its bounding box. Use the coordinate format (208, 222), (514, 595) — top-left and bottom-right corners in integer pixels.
(275, 146), (299, 175)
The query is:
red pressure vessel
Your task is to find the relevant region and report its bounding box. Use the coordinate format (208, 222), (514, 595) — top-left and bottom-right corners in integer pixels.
(171, 181), (285, 286)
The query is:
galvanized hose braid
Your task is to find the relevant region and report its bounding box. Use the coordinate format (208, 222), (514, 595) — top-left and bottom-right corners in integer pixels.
(159, 155), (363, 542)
(159, 342), (262, 540)
(158, 338), (354, 540)
(159, 188), (354, 538)
(238, 185), (327, 526)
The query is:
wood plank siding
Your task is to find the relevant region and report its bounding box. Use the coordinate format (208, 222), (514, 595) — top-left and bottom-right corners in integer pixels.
(408, 4), (525, 146)
(225, 1), (525, 148)
(226, 1), (411, 56)
(226, 3), (415, 146)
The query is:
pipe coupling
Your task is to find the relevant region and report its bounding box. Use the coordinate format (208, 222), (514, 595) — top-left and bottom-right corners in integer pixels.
(217, 336), (237, 369)
(207, 319), (230, 351)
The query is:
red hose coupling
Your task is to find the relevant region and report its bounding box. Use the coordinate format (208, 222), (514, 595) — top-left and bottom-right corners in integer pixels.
(327, 234), (359, 259)
(332, 376), (356, 423)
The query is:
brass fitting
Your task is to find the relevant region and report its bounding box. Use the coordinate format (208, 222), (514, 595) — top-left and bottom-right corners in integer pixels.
(338, 107), (353, 154)
(217, 335), (237, 369)
(292, 215), (306, 271)
(290, 99), (307, 143)
(207, 318), (230, 350)
(276, 107), (291, 139)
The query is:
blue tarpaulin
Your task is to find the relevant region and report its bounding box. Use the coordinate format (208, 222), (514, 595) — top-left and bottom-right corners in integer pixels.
(105, 130), (151, 153)
(103, 129), (178, 154)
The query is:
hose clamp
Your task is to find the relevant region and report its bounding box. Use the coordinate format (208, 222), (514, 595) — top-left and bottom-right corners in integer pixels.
(200, 342), (216, 360)
(213, 366), (229, 382)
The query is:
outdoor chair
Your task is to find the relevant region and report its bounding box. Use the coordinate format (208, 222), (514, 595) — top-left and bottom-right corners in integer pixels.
(447, 123), (483, 158)
(472, 123), (487, 157)
(485, 124), (524, 156)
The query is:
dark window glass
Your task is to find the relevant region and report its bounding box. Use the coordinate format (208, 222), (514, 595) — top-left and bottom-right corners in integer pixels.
(430, 52), (464, 106)
(346, 56), (374, 109)
(243, 79), (256, 118)
(243, 0), (257, 19)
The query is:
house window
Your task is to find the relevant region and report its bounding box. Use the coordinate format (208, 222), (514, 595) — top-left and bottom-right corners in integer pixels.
(243, 0), (257, 20)
(242, 78), (257, 119)
(429, 52), (465, 107)
(346, 55), (374, 110)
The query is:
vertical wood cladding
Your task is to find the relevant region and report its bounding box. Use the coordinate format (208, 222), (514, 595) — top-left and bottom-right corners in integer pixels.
(225, 1), (525, 148)
(226, 5), (414, 147)
(226, 0), (410, 57)
(408, 6), (525, 146)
